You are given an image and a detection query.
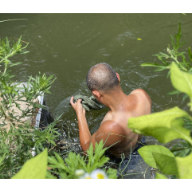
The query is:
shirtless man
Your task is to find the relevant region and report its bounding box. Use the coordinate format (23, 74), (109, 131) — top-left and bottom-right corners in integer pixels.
(70, 62), (151, 158)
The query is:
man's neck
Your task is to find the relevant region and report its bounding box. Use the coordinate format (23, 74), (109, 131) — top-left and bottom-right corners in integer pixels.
(104, 89), (128, 112)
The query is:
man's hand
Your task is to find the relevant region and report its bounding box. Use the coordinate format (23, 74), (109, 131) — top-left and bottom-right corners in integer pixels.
(70, 96), (86, 116)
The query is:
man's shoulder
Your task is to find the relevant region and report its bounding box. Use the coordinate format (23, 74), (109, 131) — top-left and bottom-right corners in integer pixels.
(130, 88), (148, 96)
(129, 88), (151, 104)
(99, 120), (125, 134)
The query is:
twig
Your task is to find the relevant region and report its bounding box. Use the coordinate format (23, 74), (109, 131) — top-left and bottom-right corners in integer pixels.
(165, 97), (172, 105)
(0, 19), (28, 23)
(13, 37), (29, 44)
(48, 141), (62, 152)
(143, 165), (150, 179)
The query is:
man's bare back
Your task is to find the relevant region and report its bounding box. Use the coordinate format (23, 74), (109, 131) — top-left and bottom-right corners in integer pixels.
(97, 89), (151, 157)
(70, 63), (151, 158)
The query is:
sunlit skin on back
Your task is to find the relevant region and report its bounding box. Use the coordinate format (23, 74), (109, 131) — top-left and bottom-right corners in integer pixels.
(70, 63), (151, 158)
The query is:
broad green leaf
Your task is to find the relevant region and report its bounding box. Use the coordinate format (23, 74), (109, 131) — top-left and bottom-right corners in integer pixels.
(138, 145), (174, 168)
(155, 172), (168, 179)
(12, 149), (47, 179)
(153, 153), (178, 175)
(176, 152), (192, 179)
(170, 62), (192, 110)
(129, 107), (189, 130)
(128, 107), (192, 144)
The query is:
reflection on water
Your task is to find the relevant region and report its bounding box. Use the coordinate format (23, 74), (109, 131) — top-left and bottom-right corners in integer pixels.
(1, 13), (192, 178)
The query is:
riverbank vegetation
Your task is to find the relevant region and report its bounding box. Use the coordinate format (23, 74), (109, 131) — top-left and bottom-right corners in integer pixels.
(0, 36), (61, 178)
(0, 36), (117, 179)
(1, 22), (192, 179)
(129, 23), (192, 179)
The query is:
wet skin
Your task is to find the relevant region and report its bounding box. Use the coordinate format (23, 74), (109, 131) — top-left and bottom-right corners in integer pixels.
(70, 74), (151, 157)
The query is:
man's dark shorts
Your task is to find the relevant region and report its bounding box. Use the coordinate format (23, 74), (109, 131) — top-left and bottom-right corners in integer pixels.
(105, 136), (146, 178)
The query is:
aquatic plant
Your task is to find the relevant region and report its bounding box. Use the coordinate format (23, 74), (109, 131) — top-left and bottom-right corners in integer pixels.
(128, 24), (192, 179)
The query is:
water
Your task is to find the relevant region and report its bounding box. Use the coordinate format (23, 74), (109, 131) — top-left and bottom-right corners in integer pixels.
(1, 13), (192, 178)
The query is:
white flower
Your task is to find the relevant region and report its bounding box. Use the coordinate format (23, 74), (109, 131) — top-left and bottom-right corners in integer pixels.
(80, 173), (93, 179)
(90, 169), (108, 179)
(75, 169), (85, 177)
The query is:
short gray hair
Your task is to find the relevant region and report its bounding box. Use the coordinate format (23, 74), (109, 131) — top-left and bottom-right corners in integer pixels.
(86, 62), (119, 92)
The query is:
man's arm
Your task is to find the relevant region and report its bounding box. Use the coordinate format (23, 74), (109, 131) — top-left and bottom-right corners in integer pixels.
(84, 120), (126, 151)
(70, 97), (91, 151)
(70, 97), (124, 151)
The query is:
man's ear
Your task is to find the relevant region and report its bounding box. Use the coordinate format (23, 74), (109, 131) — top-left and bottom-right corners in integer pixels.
(92, 90), (101, 99)
(116, 73), (120, 82)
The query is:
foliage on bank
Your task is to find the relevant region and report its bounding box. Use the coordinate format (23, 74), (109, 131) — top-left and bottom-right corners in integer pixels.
(129, 23), (192, 179)
(12, 141), (117, 179)
(0, 36), (117, 179)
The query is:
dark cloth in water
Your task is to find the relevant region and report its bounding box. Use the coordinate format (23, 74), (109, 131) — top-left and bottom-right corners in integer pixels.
(40, 100), (54, 129)
(106, 136), (146, 177)
(71, 95), (105, 112)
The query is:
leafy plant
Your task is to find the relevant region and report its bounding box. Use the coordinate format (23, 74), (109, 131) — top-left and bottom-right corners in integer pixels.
(128, 62), (192, 177)
(12, 149), (48, 179)
(0, 36), (117, 180)
(11, 141), (117, 179)
(47, 140), (117, 179)
(127, 24), (192, 179)
(0, 36), (60, 178)
(141, 23), (192, 74)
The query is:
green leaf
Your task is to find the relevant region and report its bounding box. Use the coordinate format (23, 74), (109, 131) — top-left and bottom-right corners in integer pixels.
(188, 47), (192, 62)
(17, 36), (22, 47)
(138, 145), (174, 168)
(106, 168), (118, 179)
(46, 171), (57, 179)
(12, 149), (47, 179)
(64, 152), (79, 174)
(176, 152), (192, 179)
(140, 63), (162, 67)
(58, 170), (68, 179)
(153, 152), (178, 175)
(10, 62), (22, 67)
(173, 148), (191, 157)
(170, 62), (192, 110)
(129, 107), (191, 144)
(167, 90), (180, 95)
(154, 66), (169, 72)
(0, 154), (6, 166)
(155, 172), (168, 179)
(175, 23), (182, 50)
(54, 152), (65, 165)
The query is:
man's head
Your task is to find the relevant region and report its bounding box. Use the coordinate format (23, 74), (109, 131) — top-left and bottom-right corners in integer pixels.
(86, 62), (120, 93)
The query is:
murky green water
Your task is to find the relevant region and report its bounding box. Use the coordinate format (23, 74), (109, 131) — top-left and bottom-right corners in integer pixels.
(1, 13), (192, 178)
